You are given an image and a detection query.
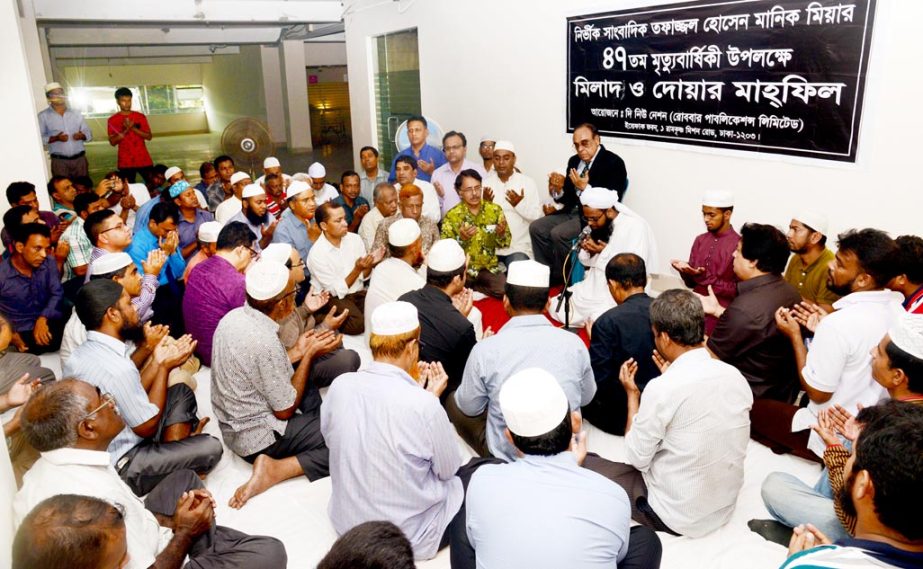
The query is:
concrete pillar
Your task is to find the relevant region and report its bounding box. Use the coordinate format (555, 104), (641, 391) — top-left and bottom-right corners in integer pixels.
(260, 45), (287, 145)
(279, 39), (312, 152)
(1, 0), (50, 214)
(18, 0), (49, 110)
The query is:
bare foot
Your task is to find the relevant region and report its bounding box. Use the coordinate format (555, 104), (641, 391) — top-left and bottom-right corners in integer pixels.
(229, 455), (276, 509)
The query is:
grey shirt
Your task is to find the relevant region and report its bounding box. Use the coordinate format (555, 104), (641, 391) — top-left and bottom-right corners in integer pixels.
(454, 314), (596, 461)
(211, 305), (311, 456)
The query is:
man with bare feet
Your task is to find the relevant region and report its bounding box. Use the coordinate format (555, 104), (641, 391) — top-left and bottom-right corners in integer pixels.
(211, 260), (340, 508)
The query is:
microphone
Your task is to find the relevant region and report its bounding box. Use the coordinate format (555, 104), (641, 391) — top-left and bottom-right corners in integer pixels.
(578, 225), (592, 241)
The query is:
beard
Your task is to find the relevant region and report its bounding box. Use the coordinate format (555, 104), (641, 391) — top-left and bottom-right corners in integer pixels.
(828, 276), (855, 297)
(835, 469), (858, 521)
(589, 218), (613, 244)
(121, 321), (145, 344)
(245, 209), (270, 227)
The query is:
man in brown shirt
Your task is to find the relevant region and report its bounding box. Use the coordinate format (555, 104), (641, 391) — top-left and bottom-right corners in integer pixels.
(700, 223), (802, 402)
(783, 211), (840, 312)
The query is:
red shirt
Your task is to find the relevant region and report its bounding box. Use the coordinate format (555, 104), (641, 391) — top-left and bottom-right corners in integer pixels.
(906, 284), (923, 314)
(108, 111), (153, 169)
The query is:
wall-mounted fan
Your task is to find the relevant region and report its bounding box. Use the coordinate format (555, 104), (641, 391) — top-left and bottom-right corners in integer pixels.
(220, 118), (274, 179)
(394, 115), (446, 153)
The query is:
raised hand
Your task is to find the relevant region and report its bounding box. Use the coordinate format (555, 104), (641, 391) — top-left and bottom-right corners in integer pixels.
(433, 181), (445, 198)
(451, 288), (473, 317)
(619, 358), (641, 395)
(459, 223), (478, 241)
(3, 374), (40, 409)
(548, 172), (565, 195)
(811, 408), (841, 447)
(695, 285), (722, 316)
(482, 187), (495, 203)
(828, 404), (861, 442)
(304, 291), (330, 313)
(143, 248), (167, 276)
(505, 189), (525, 207)
(143, 321), (170, 352)
(422, 361), (448, 397)
(417, 158), (436, 175)
(787, 524), (831, 557)
(542, 203), (558, 216)
(652, 350), (671, 374)
(160, 231), (179, 256)
(581, 238), (606, 255)
(154, 335), (197, 369)
(792, 301), (828, 333)
(775, 307), (802, 339)
(568, 167), (590, 190)
(322, 305), (349, 331)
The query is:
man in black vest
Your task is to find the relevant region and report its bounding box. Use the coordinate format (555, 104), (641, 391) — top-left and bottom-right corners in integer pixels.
(530, 123), (627, 285)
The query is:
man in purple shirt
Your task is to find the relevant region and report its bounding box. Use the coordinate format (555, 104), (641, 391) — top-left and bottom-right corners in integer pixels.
(672, 190), (740, 335)
(0, 224), (64, 354)
(2, 182), (63, 251)
(170, 180), (214, 259)
(183, 222), (256, 366)
(431, 131), (487, 216)
(387, 115), (446, 184)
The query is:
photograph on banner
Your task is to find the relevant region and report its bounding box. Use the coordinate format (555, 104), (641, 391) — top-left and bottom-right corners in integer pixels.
(567, 0), (877, 162)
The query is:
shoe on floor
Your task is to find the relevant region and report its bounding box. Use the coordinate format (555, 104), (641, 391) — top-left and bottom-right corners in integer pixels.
(748, 518), (793, 547)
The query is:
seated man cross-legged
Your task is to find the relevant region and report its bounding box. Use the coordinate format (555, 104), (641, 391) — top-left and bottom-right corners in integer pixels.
(64, 279), (222, 496)
(211, 260), (339, 508)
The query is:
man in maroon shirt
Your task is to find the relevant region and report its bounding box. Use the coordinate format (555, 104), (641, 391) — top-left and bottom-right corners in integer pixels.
(107, 87), (153, 183)
(672, 190), (740, 335)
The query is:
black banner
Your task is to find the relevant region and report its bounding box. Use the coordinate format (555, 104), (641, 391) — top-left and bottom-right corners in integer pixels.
(567, 0), (876, 162)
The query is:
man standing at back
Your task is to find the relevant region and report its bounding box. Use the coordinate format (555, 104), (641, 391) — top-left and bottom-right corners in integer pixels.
(451, 259), (594, 459)
(387, 115), (447, 183)
(672, 190), (740, 335)
(107, 88), (153, 183)
(431, 131), (486, 216)
(531, 123), (627, 284)
(783, 211), (840, 312)
(38, 82), (92, 179)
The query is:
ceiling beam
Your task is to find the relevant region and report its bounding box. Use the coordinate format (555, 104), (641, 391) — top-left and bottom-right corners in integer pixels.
(51, 45), (240, 59)
(32, 0), (343, 25)
(47, 26), (283, 46)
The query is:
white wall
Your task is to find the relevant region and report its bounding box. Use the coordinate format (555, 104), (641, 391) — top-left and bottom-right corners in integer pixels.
(1, 0), (50, 219)
(304, 41), (347, 66)
(202, 45), (268, 134)
(343, 0), (923, 271)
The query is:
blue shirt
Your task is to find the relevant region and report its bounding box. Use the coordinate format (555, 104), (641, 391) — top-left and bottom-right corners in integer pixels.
(126, 227), (186, 286)
(387, 144), (447, 183)
(332, 195), (370, 226)
(64, 332), (157, 465)
(177, 208), (214, 256)
(272, 208), (315, 278)
(466, 452), (631, 569)
(321, 361), (464, 560)
(454, 314), (596, 461)
(132, 197), (161, 235)
(37, 106), (92, 156)
(0, 256), (63, 332)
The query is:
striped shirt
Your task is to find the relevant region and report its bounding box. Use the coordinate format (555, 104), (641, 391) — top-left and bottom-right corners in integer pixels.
(87, 247), (158, 322)
(60, 217), (93, 281)
(63, 332), (157, 465)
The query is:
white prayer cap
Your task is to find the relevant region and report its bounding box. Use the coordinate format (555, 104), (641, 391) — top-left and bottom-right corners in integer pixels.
(245, 260), (290, 301)
(241, 183), (265, 199)
(44, 82), (63, 93)
(90, 252), (133, 276)
(494, 140), (516, 154)
(427, 239), (466, 272)
(164, 166), (183, 180)
(230, 171), (251, 185)
(261, 243), (292, 265)
(889, 313), (923, 361)
(286, 180), (311, 200)
(579, 185), (618, 210)
(793, 210), (829, 236)
(388, 219), (421, 247)
(371, 301), (419, 336)
(499, 368), (569, 438)
(507, 260), (550, 288)
(480, 135), (495, 143)
(263, 156), (281, 169)
(307, 162), (326, 179)
(702, 190), (735, 208)
(197, 221), (222, 243)
(292, 172), (310, 182)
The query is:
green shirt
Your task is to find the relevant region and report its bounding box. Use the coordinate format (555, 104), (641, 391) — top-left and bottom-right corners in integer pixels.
(442, 201), (511, 274)
(783, 248), (840, 307)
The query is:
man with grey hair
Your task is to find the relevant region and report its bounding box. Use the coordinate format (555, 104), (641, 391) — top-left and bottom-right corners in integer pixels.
(585, 289), (753, 538)
(14, 378), (286, 569)
(359, 182), (399, 251)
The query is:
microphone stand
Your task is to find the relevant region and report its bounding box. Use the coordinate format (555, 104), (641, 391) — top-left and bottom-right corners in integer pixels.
(554, 236), (586, 329)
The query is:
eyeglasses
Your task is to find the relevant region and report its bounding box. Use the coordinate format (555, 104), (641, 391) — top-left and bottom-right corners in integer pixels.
(100, 222), (129, 234)
(584, 212), (607, 224)
(82, 392), (117, 420)
(479, 142), (495, 148)
(443, 144), (464, 152)
(285, 259), (305, 270)
(459, 185), (482, 195)
(573, 139), (596, 150)
(247, 246), (261, 260)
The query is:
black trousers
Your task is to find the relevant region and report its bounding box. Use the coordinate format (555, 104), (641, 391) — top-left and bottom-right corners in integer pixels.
(144, 469), (287, 568)
(529, 211), (581, 285)
(118, 384), (223, 496)
(242, 394), (330, 481)
(18, 316), (68, 355)
(582, 381), (631, 436)
(153, 282), (185, 336)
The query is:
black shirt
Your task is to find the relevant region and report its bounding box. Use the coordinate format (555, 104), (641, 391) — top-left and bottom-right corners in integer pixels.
(399, 285), (477, 403)
(707, 274), (802, 401)
(590, 293), (658, 391)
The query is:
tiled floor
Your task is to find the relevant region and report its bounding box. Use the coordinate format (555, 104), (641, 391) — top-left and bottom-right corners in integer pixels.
(84, 133), (356, 185)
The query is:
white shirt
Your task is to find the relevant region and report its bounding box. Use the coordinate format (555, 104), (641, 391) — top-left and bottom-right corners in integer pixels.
(792, 290), (903, 456)
(307, 232), (368, 298)
(482, 171), (542, 258)
(59, 310), (86, 365)
(314, 183), (340, 205)
(625, 348), (753, 537)
(365, 258), (426, 337)
(552, 203), (658, 326)
(395, 179), (441, 223)
(358, 207), (387, 251)
(214, 196), (242, 224)
(14, 448), (172, 569)
(109, 183), (152, 229)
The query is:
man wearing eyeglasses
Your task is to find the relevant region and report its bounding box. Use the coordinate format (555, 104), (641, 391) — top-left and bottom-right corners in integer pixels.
(431, 131), (487, 216)
(15, 378), (286, 569)
(530, 122), (627, 285)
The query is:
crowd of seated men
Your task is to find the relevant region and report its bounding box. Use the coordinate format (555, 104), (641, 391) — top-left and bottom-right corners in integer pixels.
(3, 116), (923, 569)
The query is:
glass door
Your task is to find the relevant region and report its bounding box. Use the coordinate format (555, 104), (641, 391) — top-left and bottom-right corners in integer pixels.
(372, 29), (421, 167)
